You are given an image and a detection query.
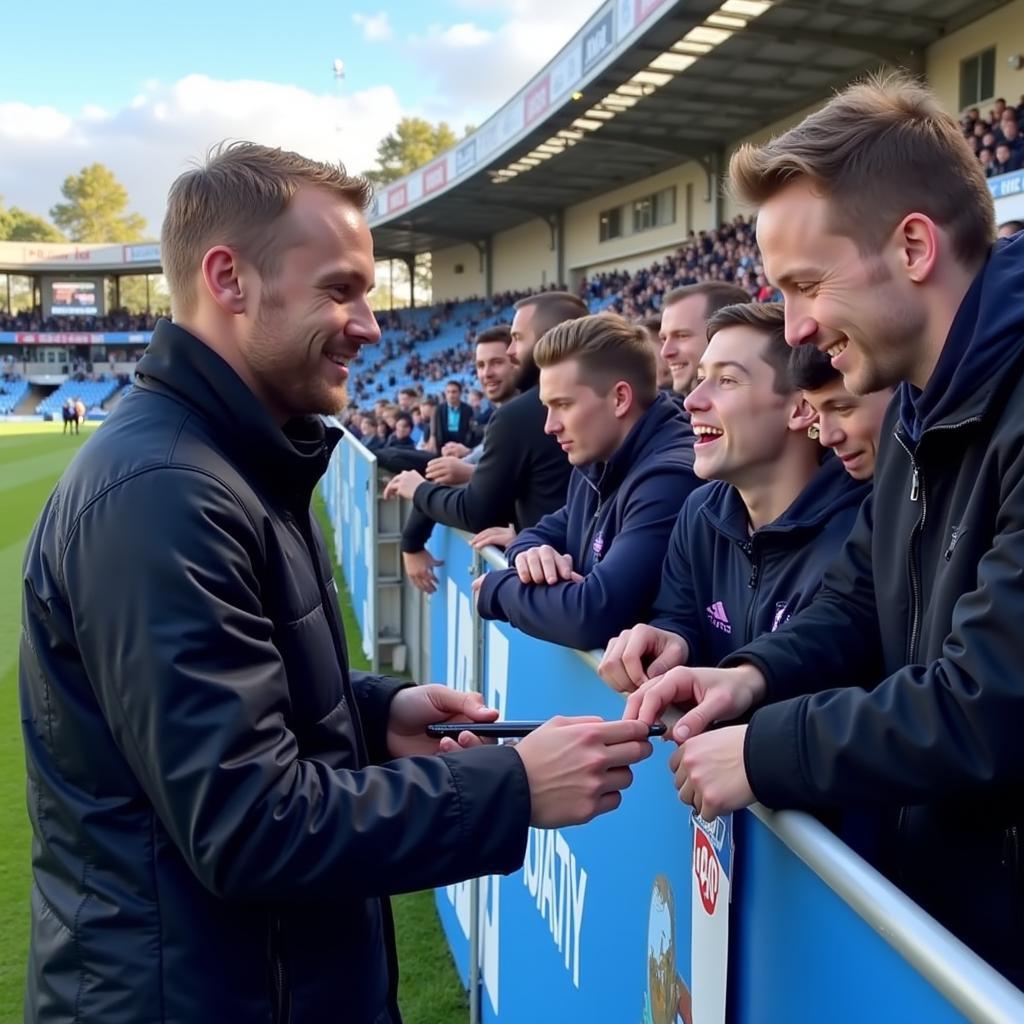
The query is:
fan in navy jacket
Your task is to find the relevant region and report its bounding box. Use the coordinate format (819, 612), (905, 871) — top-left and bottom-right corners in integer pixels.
(600, 302), (869, 691)
(476, 313), (700, 651)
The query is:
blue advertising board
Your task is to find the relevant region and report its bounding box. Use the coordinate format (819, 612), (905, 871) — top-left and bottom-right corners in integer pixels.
(418, 526), (1024, 1024)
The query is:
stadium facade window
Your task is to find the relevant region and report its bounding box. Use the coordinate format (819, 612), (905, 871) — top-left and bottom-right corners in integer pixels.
(959, 47), (996, 110)
(599, 206), (623, 242)
(631, 187), (677, 234)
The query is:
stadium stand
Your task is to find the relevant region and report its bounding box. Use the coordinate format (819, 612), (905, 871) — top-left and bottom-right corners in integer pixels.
(35, 378), (119, 416)
(0, 379), (29, 415)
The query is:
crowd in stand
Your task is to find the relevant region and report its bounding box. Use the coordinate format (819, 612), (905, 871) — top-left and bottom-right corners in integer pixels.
(0, 308), (163, 332)
(961, 94), (1024, 175)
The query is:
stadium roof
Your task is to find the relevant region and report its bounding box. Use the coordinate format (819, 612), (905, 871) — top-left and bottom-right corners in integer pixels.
(369, 0), (1007, 259)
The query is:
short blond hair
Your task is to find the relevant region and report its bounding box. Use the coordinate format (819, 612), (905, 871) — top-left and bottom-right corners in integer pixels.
(161, 141), (373, 315)
(729, 72), (995, 265)
(534, 313), (657, 406)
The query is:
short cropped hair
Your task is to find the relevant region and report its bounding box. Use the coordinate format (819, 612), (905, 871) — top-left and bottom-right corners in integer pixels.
(704, 302), (794, 395)
(729, 71), (995, 265)
(514, 291), (589, 337)
(789, 342), (840, 392)
(446, 380), (462, 391)
(534, 313), (657, 407)
(162, 141), (373, 315)
(476, 323), (512, 346)
(663, 282), (751, 319)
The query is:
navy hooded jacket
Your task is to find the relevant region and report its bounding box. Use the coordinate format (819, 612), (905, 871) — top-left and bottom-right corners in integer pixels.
(649, 455), (870, 666)
(477, 394), (699, 650)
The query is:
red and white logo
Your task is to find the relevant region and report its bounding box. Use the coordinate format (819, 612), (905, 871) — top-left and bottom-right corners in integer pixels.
(693, 829), (721, 915)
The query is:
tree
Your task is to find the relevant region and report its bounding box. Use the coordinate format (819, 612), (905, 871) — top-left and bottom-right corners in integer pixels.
(0, 198), (65, 242)
(365, 118), (459, 186)
(50, 163), (148, 242)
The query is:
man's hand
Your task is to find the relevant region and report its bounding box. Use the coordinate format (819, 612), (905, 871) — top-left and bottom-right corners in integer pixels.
(387, 684), (498, 758)
(425, 456), (474, 486)
(383, 470), (426, 501)
(441, 442), (471, 458)
(669, 725), (754, 821)
(623, 664), (767, 742)
(514, 717), (654, 827)
(470, 525), (517, 550)
(514, 545), (584, 585)
(471, 573), (485, 610)
(599, 625), (688, 694)
(403, 550), (444, 594)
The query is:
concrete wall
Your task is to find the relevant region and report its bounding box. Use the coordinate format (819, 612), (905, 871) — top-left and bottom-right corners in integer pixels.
(563, 162), (712, 276)
(430, 243), (486, 303)
(927, 0), (1024, 116)
(492, 218), (557, 293)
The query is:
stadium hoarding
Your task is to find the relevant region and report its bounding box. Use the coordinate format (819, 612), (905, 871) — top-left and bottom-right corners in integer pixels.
(320, 486), (1024, 1022)
(373, 0), (676, 225)
(323, 431), (379, 672)
(988, 169), (1024, 223)
(0, 331), (152, 345)
(0, 240), (162, 271)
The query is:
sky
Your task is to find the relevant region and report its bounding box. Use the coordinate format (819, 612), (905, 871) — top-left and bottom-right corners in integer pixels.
(0, 0), (603, 235)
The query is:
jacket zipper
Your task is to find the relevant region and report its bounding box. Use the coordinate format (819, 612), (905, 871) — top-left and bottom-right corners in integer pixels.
(269, 914), (290, 1024)
(580, 474), (604, 571)
(892, 418), (981, 869)
(741, 539), (761, 641)
(895, 417), (981, 664)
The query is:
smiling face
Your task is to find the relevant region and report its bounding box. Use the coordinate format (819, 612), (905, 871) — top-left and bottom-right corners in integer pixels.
(475, 340), (517, 403)
(659, 295), (710, 393)
(684, 325), (799, 487)
(804, 379), (893, 480)
(756, 179), (928, 395)
(239, 187), (380, 420)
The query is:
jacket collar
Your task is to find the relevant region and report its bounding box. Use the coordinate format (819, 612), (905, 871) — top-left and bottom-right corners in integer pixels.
(898, 233), (1024, 441)
(700, 455), (868, 544)
(134, 319), (341, 505)
(580, 393), (694, 497)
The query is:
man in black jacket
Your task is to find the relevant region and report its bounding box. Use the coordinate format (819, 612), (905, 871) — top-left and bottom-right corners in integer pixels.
(18, 142), (654, 1024)
(624, 75), (1024, 983)
(383, 291), (583, 552)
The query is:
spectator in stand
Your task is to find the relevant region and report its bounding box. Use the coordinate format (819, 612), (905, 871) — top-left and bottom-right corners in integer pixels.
(991, 142), (1020, 176)
(638, 313), (674, 392)
(1000, 115), (1022, 161)
(396, 327), (521, 592)
(428, 380), (476, 453)
(469, 387), (494, 428)
(623, 75), (1024, 986)
(397, 388), (418, 413)
(789, 344), (893, 481)
(475, 313), (699, 650)
(359, 414), (384, 451)
(979, 147), (995, 175)
(600, 302), (869, 688)
(416, 398), (436, 448)
(374, 419), (391, 448)
(386, 413), (417, 449)
(383, 291), (582, 559)
(659, 283), (750, 399)
(999, 219), (1024, 238)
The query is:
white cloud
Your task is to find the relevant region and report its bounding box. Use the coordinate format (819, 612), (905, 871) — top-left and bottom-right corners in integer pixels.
(352, 11), (393, 42)
(404, 0), (603, 124)
(0, 75), (404, 233)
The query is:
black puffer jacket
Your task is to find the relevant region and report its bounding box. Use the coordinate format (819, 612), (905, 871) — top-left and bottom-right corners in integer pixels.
(19, 321), (531, 1023)
(730, 234), (1024, 983)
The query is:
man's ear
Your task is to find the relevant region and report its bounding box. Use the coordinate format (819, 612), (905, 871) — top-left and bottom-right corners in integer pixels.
(893, 213), (941, 286)
(200, 245), (248, 315)
(788, 394), (818, 433)
(613, 380), (634, 418)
